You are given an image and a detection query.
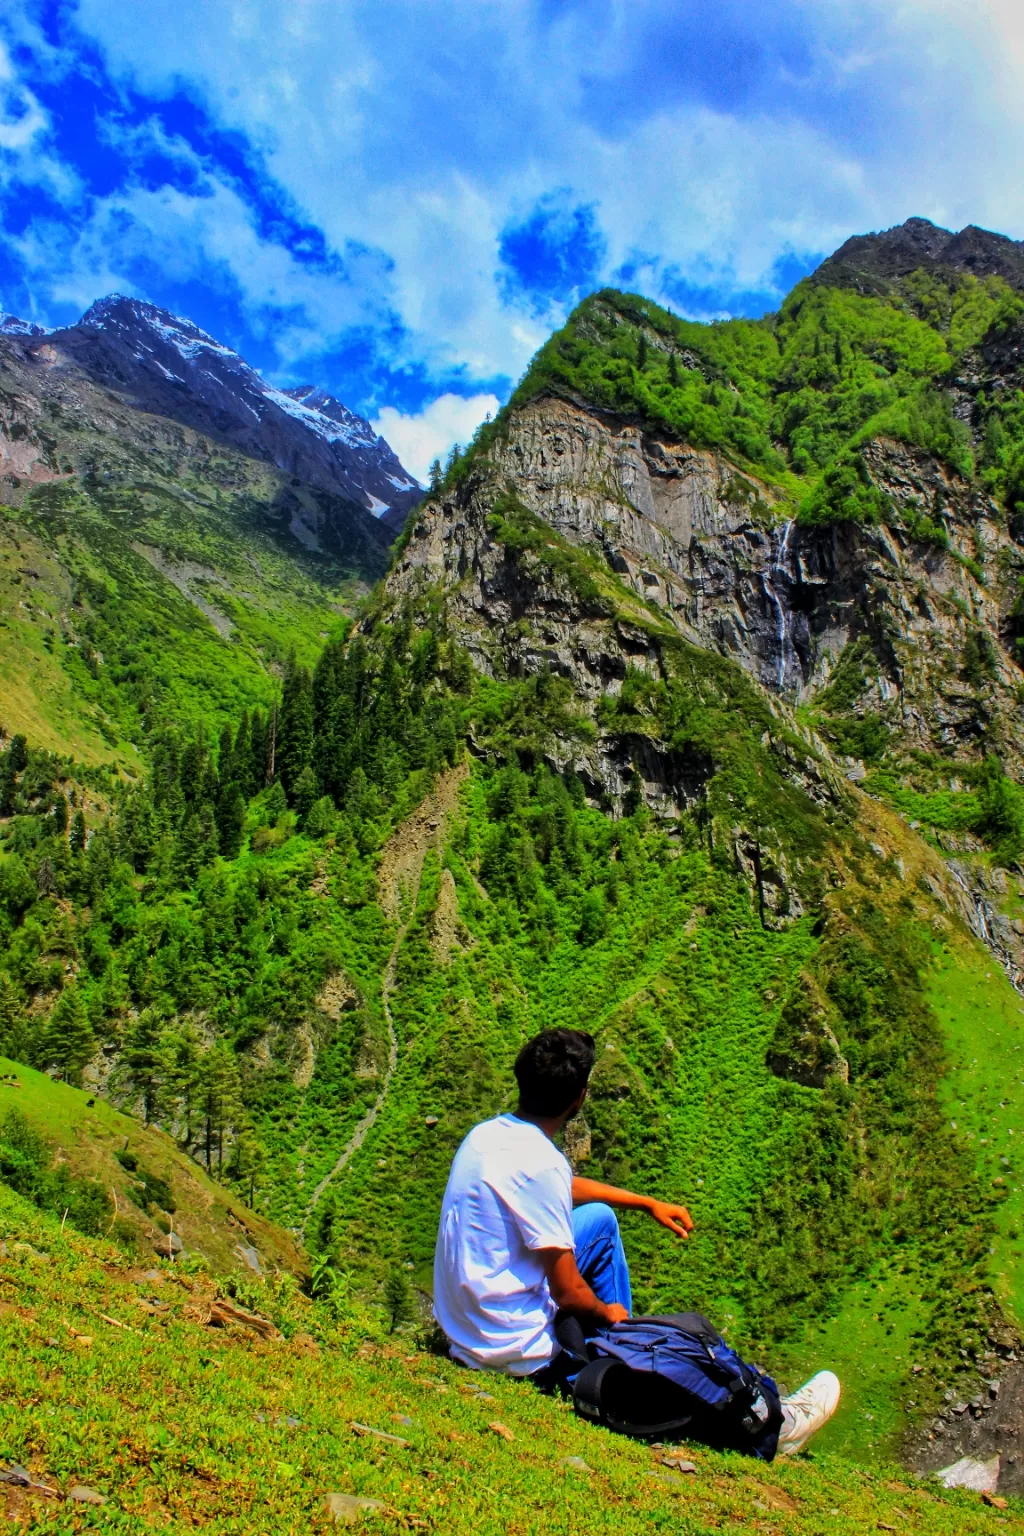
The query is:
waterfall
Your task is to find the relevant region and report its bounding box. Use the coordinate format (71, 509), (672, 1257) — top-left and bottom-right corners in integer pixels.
(763, 519), (795, 691)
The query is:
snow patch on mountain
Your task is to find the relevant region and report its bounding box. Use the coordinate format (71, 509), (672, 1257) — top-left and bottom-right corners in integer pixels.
(0, 312), (50, 338)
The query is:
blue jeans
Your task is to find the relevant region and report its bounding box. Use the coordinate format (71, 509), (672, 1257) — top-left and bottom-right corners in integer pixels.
(572, 1201), (632, 1313)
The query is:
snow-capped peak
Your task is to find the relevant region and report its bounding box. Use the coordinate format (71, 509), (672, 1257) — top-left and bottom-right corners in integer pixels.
(64, 294), (423, 524)
(79, 294), (238, 362)
(0, 312), (50, 338)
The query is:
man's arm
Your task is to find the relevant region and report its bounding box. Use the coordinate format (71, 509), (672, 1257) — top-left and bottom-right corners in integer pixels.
(538, 1247), (629, 1328)
(572, 1176), (694, 1238)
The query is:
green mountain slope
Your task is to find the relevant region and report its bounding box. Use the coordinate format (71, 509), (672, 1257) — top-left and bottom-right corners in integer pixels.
(0, 341), (390, 766)
(0, 1059), (304, 1279)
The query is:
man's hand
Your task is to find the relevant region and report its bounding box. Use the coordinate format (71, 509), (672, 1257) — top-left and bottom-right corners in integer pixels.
(648, 1200), (694, 1238)
(605, 1303), (629, 1325)
(572, 1176), (696, 1239)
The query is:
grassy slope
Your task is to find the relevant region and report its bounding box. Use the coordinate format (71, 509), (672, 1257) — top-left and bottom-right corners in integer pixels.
(928, 935), (1024, 1324)
(316, 769), (1002, 1464)
(0, 1058), (305, 1280)
(0, 520), (141, 770)
(0, 1183), (1015, 1535)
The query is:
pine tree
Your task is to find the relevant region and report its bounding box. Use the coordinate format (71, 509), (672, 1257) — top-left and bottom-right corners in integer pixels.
(164, 1026), (203, 1144)
(278, 660), (314, 797)
(121, 1007), (165, 1125)
(217, 724), (235, 787)
(428, 458), (443, 492)
(0, 974), (25, 1060)
(230, 1128), (267, 1208)
(637, 333), (648, 371)
(43, 987), (95, 1087)
(249, 710), (268, 792)
(6, 735), (28, 774)
(383, 1266), (416, 1333)
(292, 765), (319, 817)
(668, 352), (680, 387)
(69, 809), (87, 854)
(175, 804), (219, 882)
(199, 1043), (241, 1172)
(216, 785), (246, 859)
(233, 711), (254, 798)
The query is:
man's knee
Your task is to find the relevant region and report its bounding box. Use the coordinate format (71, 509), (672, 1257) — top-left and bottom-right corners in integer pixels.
(573, 1201), (620, 1245)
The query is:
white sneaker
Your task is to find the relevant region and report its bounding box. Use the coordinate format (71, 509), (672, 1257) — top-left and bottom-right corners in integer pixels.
(776, 1370), (841, 1455)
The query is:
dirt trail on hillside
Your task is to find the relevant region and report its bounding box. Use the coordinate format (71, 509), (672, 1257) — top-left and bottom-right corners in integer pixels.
(302, 762), (468, 1229)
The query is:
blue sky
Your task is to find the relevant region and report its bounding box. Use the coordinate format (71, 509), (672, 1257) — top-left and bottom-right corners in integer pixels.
(1, 1), (1022, 480)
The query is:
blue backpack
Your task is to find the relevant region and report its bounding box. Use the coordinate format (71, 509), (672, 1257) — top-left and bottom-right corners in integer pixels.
(555, 1312), (784, 1460)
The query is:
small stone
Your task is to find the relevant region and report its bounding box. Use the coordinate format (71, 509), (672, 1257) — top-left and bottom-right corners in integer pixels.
(393, 1415), (414, 1427)
(984, 1494), (1010, 1510)
(152, 1231), (183, 1257)
(488, 1421), (514, 1441)
(935, 1455), (1001, 1494)
(1, 1466), (31, 1487)
(562, 1456), (592, 1472)
(284, 1415), (301, 1428)
(349, 1422), (409, 1447)
(658, 1456), (698, 1474)
(649, 1470), (687, 1490)
(472, 1391), (495, 1402)
(235, 1244), (262, 1275)
(424, 1116), (439, 1128)
(324, 1492), (386, 1524)
(68, 1486), (106, 1505)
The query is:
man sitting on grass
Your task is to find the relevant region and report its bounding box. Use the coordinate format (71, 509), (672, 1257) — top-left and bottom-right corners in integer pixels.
(433, 1027), (840, 1455)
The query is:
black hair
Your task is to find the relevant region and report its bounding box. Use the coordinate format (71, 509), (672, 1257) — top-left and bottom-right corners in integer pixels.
(514, 1028), (596, 1118)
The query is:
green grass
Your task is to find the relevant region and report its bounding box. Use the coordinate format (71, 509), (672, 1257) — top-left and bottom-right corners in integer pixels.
(0, 1182), (1016, 1534)
(0, 459), (376, 759)
(928, 936), (1024, 1324)
(0, 1058), (305, 1279)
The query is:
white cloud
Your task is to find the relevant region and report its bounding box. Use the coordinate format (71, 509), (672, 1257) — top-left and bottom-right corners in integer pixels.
(372, 393), (499, 485)
(7, 0), (1024, 407)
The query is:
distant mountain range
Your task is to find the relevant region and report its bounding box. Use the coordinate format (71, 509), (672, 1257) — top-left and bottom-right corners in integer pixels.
(0, 296), (422, 531)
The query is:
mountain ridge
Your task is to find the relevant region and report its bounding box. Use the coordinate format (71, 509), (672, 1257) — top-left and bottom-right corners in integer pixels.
(811, 215), (1024, 296)
(40, 294), (422, 527)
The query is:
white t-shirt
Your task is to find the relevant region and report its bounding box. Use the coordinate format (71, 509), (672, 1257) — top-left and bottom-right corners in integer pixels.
(433, 1114), (574, 1375)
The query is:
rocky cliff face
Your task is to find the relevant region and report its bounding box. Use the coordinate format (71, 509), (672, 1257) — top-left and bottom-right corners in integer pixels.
(383, 387), (1024, 980)
(388, 393), (1024, 772)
